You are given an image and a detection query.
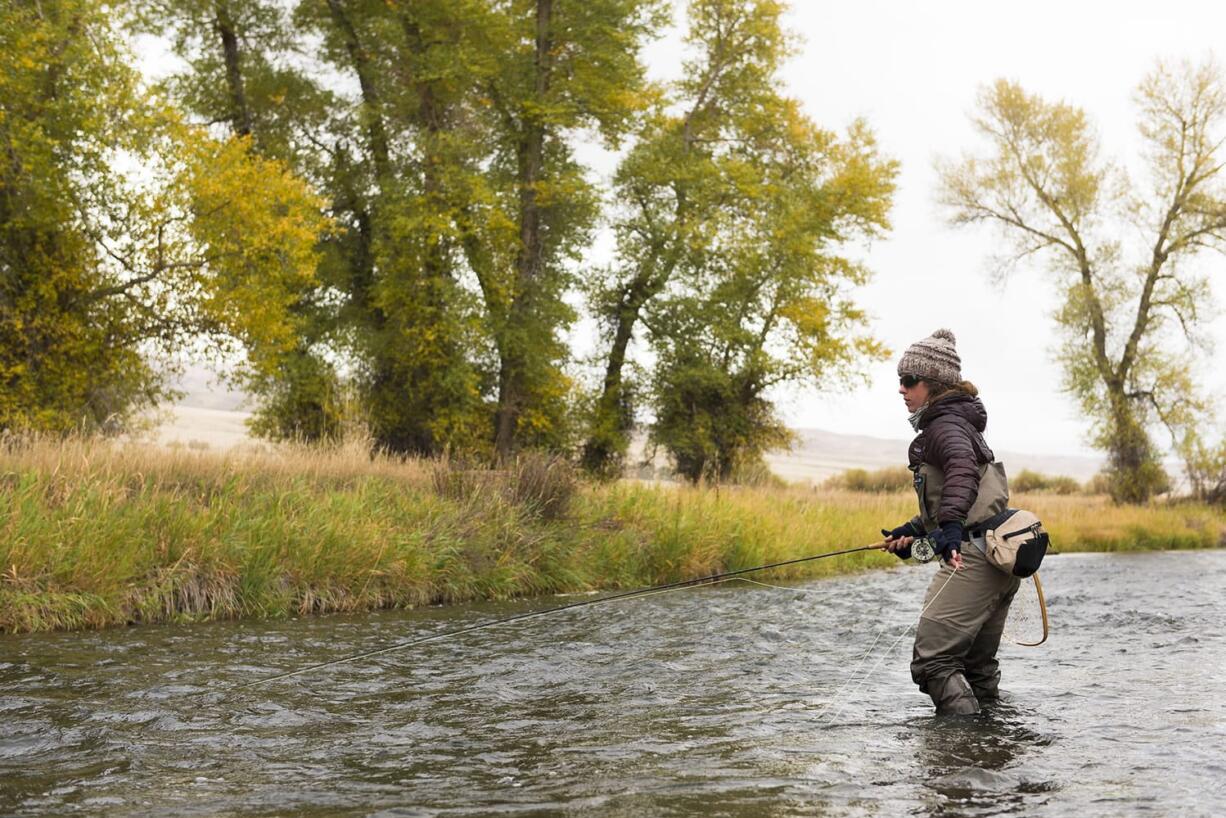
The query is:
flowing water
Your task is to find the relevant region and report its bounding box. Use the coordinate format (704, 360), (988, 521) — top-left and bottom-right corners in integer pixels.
(3, 549), (1224, 817)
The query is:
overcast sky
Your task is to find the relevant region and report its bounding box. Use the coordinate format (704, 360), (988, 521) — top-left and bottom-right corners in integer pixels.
(719, 0), (1226, 456)
(150, 1), (1226, 458)
(572, 0), (1226, 457)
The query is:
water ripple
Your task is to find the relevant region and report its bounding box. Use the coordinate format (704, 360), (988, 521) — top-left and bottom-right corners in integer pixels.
(2, 550), (1224, 816)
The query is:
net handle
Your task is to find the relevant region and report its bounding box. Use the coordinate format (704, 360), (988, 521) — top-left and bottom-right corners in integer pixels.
(1011, 572), (1049, 647)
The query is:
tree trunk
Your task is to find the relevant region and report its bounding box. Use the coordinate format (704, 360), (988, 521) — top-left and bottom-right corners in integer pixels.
(580, 198), (691, 474)
(1104, 391), (1163, 504)
(493, 0), (552, 463)
(580, 277), (662, 474)
(580, 301), (639, 474)
(325, 0), (392, 189)
(213, 2), (253, 138)
(399, 14), (450, 296)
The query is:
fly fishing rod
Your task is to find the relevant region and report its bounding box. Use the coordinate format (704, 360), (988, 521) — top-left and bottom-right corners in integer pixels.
(238, 541), (888, 690)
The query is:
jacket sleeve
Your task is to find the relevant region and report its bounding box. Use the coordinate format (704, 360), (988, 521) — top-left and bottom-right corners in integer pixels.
(928, 418), (981, 525)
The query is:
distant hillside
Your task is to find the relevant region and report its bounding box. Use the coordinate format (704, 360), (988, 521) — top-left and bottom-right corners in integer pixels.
(142, 405), (254, 450)
(770, 428), (1106, 485)
(147, 384), (1109, 484)
(168, 367), (248, 412)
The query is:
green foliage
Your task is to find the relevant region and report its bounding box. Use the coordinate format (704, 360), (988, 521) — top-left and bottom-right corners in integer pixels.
(0, 0), (326, 435)
(583, 0), (898, 480)
(1083, 472), (1113, 496)
(825, 466), (913, 493)
(609, 0), (897, 483)
(134, 0), (321, 159)
(145, 0), (664, 458)
(8, 0), (901, 461)
(144, 0), (491, 451)
(246, 348), (347, 442)
(939, 61), (1226, 503)
(1098, 406), (1172, 502)
(649, 345), (795, 483)
(472, 0), (665, 460)
(0, 0), (155, 432)
(1180, 433), (1226, 506)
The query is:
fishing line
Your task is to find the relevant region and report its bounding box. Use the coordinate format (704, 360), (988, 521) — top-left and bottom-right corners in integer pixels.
(736, 573), (908, 677)
(733, 574), (902, 711)
(738, 575), (899, 686)
(811, 565), (961, 725)
(237, 543), (888, 691)
(732, 568), (961, 722)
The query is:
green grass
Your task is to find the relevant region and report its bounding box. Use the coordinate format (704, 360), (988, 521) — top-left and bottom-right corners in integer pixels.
(1, 437), (1222, 632)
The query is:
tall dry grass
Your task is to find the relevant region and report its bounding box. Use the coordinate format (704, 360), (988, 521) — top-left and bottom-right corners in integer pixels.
(1, 436), (1222, 632)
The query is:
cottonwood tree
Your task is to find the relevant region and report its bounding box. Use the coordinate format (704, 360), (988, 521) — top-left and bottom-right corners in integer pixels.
(472, 0), (666, 462)
(647, 110), (895, 483)
(296, 0), (498, 453)
(0, 0), (327, 433)
(136, 0), (320, 159)
(585, 0), (896, 482)
(151, 0), (664, 460)
(297, 0), (666, 459)
(140, 0), (358, 442)
(939, 61), (1226, 503)
(581, 0), (773, 476)
(150, 0), (496, 450)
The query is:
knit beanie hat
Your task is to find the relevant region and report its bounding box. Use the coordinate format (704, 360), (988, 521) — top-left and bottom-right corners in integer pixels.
(898, 328), (961, 386)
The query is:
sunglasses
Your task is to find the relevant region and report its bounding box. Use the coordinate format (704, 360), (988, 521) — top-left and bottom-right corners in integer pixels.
(899, 374), (922, 388)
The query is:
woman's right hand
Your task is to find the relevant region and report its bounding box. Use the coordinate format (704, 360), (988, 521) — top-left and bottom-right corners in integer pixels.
(881, 522), (921, 558)
(881, 534), (916, 554)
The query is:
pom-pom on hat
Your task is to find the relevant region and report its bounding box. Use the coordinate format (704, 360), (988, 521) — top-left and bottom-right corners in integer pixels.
(898, 328), (962, 386)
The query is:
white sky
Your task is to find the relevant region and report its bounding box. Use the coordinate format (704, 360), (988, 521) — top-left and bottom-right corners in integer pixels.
(762, 0), (1226, 456)
(145, 1), (1226, 459)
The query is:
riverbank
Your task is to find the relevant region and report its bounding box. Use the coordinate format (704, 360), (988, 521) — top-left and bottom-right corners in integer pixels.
(2, 438), (1223, 632)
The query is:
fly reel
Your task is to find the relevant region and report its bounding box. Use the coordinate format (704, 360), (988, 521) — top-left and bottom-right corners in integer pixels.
(911, 536), (937, 563)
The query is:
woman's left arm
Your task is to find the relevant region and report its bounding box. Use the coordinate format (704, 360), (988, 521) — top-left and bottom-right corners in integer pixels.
(929, 418), (981, 526)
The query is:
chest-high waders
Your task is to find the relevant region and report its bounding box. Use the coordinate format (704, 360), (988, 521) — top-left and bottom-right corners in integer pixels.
(911, 534), (1020, 714)
(909, 455), (1019, 715)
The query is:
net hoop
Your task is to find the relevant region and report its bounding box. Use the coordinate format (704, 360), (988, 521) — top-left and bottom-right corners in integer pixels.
(1010, 572), (1049, 647)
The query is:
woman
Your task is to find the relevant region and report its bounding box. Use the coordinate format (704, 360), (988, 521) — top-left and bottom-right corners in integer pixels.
(881, 328), (1019, 716)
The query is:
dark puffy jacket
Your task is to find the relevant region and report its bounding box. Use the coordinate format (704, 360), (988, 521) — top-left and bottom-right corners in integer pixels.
(908, 393), (995, 526)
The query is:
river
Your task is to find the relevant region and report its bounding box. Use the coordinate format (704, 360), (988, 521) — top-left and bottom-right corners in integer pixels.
(3, 549), (1224, 816)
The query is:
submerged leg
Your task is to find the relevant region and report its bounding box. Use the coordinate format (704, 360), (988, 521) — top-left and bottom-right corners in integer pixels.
(930, 671), (980, 715)
(964, 578), (1020, 701)
(912, 617), (981, 715)
(910, 545), (1015, 714)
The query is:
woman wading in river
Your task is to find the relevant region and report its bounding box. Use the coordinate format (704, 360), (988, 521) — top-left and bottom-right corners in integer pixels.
(881, 328), (1019, 716)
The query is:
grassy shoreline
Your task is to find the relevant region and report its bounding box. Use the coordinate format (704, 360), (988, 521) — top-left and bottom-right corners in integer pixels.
(1, 439), (1223, 633)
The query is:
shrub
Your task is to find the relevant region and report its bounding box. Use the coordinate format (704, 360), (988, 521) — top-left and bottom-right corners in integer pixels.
(1083, 472), (1112, 496)
(430, 458), (492, 503)
(509, 453), (576, 520)
(1182, 437), (1226, 506)
(727, 459), (788, 488)
(430, 453), (577, 520)
(1012, 469), (1081, 495)
(824, 466), (913, 493)
(1046, 475), (1081, 494)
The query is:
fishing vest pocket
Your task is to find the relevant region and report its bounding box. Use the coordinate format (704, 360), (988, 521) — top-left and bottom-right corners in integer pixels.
(978, 508), (1049, 577)
(913, 461), (1009, 532)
